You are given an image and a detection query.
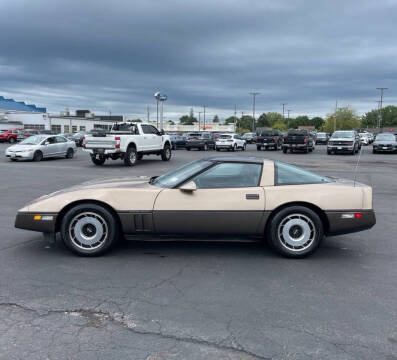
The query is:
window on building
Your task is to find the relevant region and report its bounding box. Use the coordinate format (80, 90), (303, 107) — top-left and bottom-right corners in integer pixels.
(51, 125), (61, 134)
(79, 126), (86, 132)
(72, 126), (77, 133)
(64, 125), (70, 133)
(24, 124), (45, 130)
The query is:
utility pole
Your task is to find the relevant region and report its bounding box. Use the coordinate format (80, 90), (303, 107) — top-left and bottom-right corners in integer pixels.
(198, 112), (202, 132)
(287, 109), (291, 128)
(334, 100), (338, 132)
(147, 105), (150, 123)
(203, 106), (206, 131)
(250, 92), (260, 131)
(281, 103), (287, 120)
(234, 104), (237, 133)
(376, 87), (388, 129)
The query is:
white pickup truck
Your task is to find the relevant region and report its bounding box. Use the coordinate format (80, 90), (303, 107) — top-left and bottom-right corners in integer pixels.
(83, 123), (172, 166)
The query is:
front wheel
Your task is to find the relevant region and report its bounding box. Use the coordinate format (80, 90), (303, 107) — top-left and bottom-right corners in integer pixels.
(257, 145), (261, 151)
(232, 144), (237, 152)
(161, 144), (171, 161)
(33, 150), (43, 162)
(266, 206), (323, 258)
(90, 155), (106, 165)
(61, 203), (119, 256)
(124, 146), (137, 166)
(282, 148), (287, 154)
(66, 148), (74, 159)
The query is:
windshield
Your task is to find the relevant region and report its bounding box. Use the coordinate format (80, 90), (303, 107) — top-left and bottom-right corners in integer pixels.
(153, 160), (212, 188)
(259, 131), (273, 136)
(317, 133), (326, 138)
(332, 131), (354, 139)
(376, 134), (395, 141)
(19, 135), (46, 145)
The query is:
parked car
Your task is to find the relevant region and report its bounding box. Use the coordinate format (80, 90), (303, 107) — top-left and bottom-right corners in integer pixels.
(256, 129), (282, 151)
(58, 133), (75, 141)
(215, 133), (246, 151)
(315, 132), (329, 145)
(372, 133), (397, 153)
(72, 132), (87, 147)
(241, 132), (256, 144)
(359, 133), (370, 145)
(185, 132), (215, 151)
(0, 128), (21, 143)
(83, 122), (171, 166)
(15, 156), (375, 258)
(327, 130), (361, 155)
(282, 130), (315, 153)
(5, 135), (76, 161)
(169, 134), (186, 150)
(16, 129), (42, 142)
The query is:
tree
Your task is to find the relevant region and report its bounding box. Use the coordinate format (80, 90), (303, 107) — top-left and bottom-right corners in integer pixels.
(131, 119), (142, 122)
(225, 116), (237, 125)
(179, 115), (197, 125)
(323, 107), (361, 132)
(213, 115), (219, 123)
(362, 105), (397, 128)
(256, 113), (270, 128)
(266, 112), (284, 127)
(272, 121), (287, 131)
(310, 116), (325, 130)
(238, 115), (254, 131)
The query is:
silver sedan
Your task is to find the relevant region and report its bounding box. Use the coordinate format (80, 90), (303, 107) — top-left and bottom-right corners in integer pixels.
(5, 135), (76, 161)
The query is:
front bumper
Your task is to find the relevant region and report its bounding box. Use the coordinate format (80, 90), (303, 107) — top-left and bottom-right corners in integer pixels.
(326, 210), (376, 236)
(373, 145), (397, 152)
(15, 212), (58, 233)
(327, 145), (354, 152)
(5, 151), (34, 159)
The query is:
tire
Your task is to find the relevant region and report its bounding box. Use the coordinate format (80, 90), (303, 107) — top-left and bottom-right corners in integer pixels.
(242, 143), (246, 151)
(257, 145), (261, 151)
(232, 144), (237, 152)
(327, 150), (332, 155)
(10, 158), (17, 162)
(8, 137), (16, 143)
(282, 148), (287, 154)
(303, 146), (308, 154)
(66, 148), (74, 159)
(61, 203), (119, 256)
(186, 147), (191, 151)
(124, 146), (137, 166)
(266, 206), (323, 258)
(203, 144), (208, 151)
(33, 150), (43, 162)
(372, 149), (376, 154)
(171, 144), (176, 150)
(161, 144), (171, 161)
(90, 155), (106, 166)
(216, 147), (220, 151)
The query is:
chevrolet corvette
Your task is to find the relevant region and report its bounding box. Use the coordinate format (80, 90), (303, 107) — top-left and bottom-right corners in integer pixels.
(15, 156), (376, 258)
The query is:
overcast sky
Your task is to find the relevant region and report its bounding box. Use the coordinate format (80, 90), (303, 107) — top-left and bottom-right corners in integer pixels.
(0, 0), (396, 121)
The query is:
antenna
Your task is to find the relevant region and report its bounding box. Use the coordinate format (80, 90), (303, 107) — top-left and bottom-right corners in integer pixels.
(353, 143), (363, 187)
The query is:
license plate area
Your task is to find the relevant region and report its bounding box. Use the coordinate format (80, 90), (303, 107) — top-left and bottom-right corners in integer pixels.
(93, 149), (105, 154)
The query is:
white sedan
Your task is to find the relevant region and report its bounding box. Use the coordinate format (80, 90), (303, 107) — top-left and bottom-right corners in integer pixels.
(5, 134), (76, 161)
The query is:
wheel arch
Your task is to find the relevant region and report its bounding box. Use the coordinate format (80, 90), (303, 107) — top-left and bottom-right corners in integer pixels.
(265, 201), (330, 235)
(55, 199), (122, 233)
(164, 140), (171, 148)
(126, 141), (137, 149)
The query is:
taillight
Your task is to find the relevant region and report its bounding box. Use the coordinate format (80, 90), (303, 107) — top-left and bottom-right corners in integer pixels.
(227, 139), (233, 142)
(115, 136), (121, 148)
(282, 137), (284, 143)
(354, 213), (363, 218)
(304, 137), (307, 143)
(82, 136), (86, 148)
(273, 137), (277, 143)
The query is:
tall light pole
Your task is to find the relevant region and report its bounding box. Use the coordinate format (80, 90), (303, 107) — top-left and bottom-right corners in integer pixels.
(146, 105), (150, 123)
(281, 103), (287, 120)
(376, 87), (388, 129)
(234, 104), (237, 133)
(198, 112), (202, 132)
(287, 109), (291, 128)
(203, 106), (206, 131)
(334, 100), (338, 132)
(250, 92), (260, 131)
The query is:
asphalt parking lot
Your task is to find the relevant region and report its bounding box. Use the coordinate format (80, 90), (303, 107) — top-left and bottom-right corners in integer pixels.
(0, 143), (396, 360)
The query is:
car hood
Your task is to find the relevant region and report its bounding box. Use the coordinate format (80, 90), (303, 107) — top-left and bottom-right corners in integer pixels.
(7, 144), (39, 151)
(329, 137), (354, 142)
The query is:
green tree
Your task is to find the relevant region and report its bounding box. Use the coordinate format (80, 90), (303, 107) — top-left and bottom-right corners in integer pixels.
(225, 116), (237, 125)
(310, 116), (325, 130)
(272, 121), (287, 131)
(256, 113), (270, 128)
(213, 115), (219, 123)
(238, 115), (254, 131)
(362, 105), (397, 128)
(295, 115), (310, 126)
(323, 107), (361, 132)
(179, 115), (197, 125)
(266, 112), (284, 127)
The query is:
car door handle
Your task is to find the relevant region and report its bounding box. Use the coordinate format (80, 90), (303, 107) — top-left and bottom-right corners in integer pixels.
(246, 194), (260, 200)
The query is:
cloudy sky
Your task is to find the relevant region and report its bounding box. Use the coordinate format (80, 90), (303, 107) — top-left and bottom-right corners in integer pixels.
(0, 0), (396, 121)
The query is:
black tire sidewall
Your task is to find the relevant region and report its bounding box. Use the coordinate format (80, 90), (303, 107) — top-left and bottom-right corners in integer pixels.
(161, 144), (171, 161)
(66, 148), (74, 158)
(91, 155), (106, 165)
(124, 146), (137, 166)
(33, 151), (43, 161)
(267, 206), (323, 258)
(61, 203), (119, 256)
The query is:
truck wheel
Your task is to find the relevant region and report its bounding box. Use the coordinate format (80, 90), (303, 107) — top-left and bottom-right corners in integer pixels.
(124, 146), (137, 166)
(61, 203), (119, 256)
(161, 144), (171, 161)
(372, 149), (376, 154)
(90, 155), (106, 165)
(257, 145), (261, 151)
(282, 148), (287, 154)
(303, 146), (308, 154)
(327, 150), (332, 155)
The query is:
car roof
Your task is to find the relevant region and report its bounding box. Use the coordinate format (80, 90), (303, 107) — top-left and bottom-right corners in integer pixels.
(203, 155), (271, 164)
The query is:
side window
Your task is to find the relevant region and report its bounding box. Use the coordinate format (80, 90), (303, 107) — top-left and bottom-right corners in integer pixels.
(149, 125), (159, 134)
(141, 125), (151, 134)
(56, 136), (67, 143)
(46, 137), (56, 144)
(190, 163), (262, 189)
(275, 161), (330, 185)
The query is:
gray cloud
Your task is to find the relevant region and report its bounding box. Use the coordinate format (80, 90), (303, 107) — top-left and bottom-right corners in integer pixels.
(0, 0), (396, 120)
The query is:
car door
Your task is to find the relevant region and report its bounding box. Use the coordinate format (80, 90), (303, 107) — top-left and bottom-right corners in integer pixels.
(153, 162), (266, 235)
(55, 136), (68, 155)
(41, 136), (58, 157)
(149, 125), (163, 150)
(141, 124), (156, 151)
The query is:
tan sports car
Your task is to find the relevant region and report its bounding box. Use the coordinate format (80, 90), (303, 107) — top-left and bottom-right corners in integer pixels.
(15, 156), (375, 258)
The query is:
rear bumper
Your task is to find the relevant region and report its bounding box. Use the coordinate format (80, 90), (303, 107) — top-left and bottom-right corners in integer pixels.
(186, 141), (205, 148)
(15, 212), (58, 233)
(326, 210), (376, 236)
(283, 144), (306, 149)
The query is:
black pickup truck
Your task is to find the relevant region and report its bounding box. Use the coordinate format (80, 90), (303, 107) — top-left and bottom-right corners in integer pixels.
(282, 130), (315, 153)
(256, 129), (283, 151)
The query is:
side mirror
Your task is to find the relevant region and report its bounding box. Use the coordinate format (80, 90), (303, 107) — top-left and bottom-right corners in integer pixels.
(43, 141), (49, 145)
(158, 129), (165, 135)
(179, 181), (197, 192)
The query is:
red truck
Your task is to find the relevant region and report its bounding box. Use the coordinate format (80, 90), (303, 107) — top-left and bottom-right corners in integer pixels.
(0, 128), (21, 143)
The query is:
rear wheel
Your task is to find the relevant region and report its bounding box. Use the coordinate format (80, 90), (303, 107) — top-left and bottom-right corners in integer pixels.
(124, 146), (137, 166)
(161, 144), (171, 161)
(61, 203), (119, 256)
(33, 150), (43, 162)
(66, 148), (74, 159)
(242, 143), (246, 151)
(90, 155), (106, 165)
(257, 145), (261, 151)
(8, 137), (16, 143)
(282, 148), (287, 154)
(327, 150), (332, 155)
(372, 149), (376, 154)
(203, 143), (208, 151)
(232, 144), (237, 152)
(186, 147), (191, 151)
(267, 206), (323, 258)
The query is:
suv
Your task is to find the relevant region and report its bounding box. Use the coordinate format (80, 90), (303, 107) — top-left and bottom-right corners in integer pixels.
(185, 132), (215, 151)
(256, 129), (282, 151)
(0, 128), (21, 143)
(327, 130), (361, 155)
(282, 130), (315, 153)
(241, 132), (256, 144)
(215, 133), (246, 151)
(83, 122), (171, 166)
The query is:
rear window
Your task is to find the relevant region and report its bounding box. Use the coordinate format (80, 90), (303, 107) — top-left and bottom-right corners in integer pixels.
(287, 130), (308, 136)
(219, 135), (232, 139)
(275, 161), (331, 185)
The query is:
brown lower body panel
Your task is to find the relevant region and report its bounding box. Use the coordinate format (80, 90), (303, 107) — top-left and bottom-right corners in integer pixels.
(326, 210), (376, 236)
(15, 212), (57, 233)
